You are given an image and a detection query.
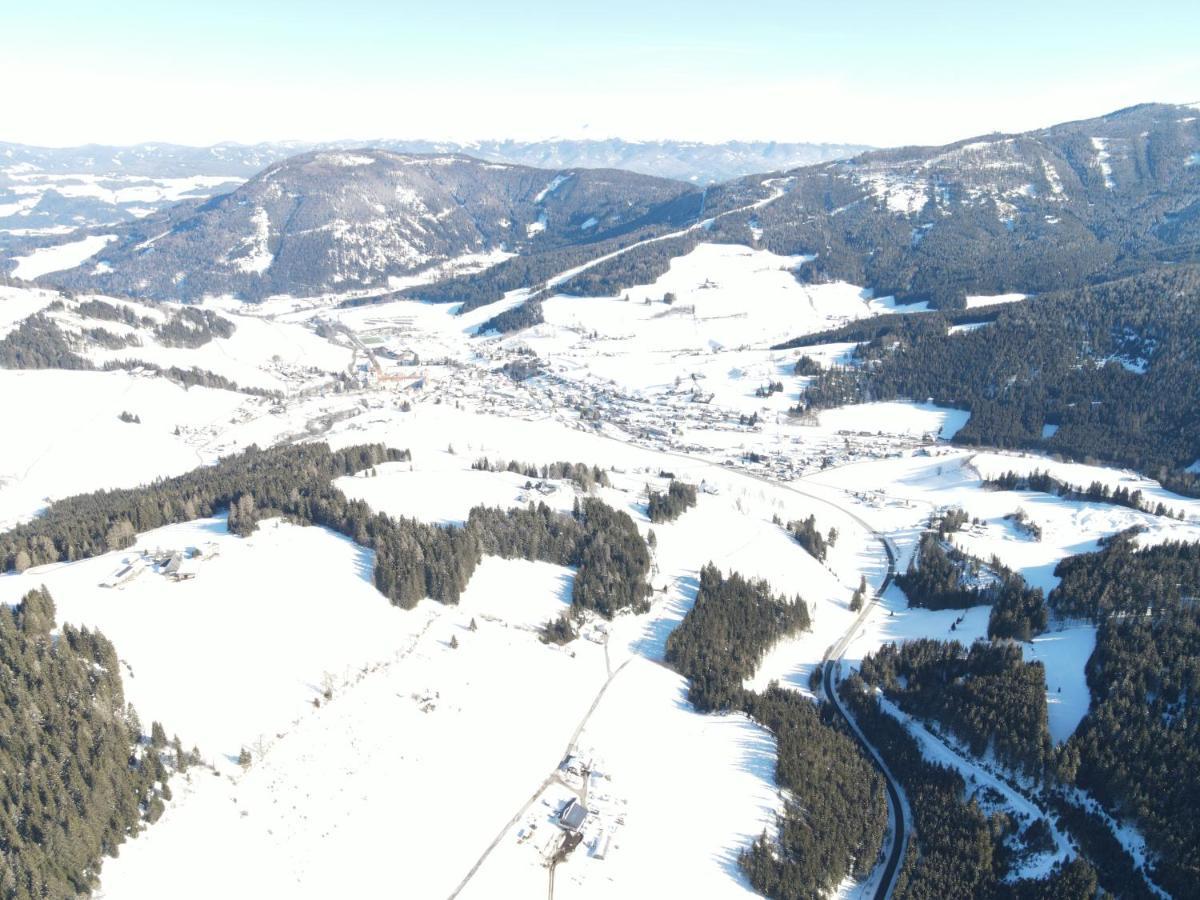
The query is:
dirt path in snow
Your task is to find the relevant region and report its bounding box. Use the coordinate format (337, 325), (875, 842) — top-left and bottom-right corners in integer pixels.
(445, 640), (629, 900)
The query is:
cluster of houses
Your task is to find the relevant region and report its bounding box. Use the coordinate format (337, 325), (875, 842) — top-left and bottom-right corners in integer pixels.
(101, 543), (216, 589)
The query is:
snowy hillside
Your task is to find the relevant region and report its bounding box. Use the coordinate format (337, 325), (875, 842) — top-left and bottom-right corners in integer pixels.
(3, 109), (1198, 900)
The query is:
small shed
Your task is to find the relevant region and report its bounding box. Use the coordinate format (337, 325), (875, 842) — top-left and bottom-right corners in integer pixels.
(591, 830), (610, 859)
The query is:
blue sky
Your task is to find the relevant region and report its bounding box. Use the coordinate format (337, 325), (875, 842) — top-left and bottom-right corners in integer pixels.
(5, 0), (1199, 146)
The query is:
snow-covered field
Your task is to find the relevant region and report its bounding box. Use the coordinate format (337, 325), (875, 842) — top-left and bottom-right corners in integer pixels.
(0, 370), (246, 528)
(9, 233), (116, 279)
(0, 283), (59, 335)
(0, 217), (1183, 896)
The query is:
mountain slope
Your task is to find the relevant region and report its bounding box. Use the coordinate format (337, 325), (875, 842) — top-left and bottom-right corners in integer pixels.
(0, 138), (866, 242)
(48, 150), (700, 300)
(705, 102), (1200, 306)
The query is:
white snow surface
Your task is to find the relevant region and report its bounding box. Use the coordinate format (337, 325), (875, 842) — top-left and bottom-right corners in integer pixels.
(526, 243), (925, 375)
(964, 292), (1028, 309)
(1, 211), (1190, 897)
(534, 173), (572, 203)
(0, 284), (59, 336)
(1020, 625), (1096, 744)
(9, 234), (116, 279)
(0, 370), (245, 528)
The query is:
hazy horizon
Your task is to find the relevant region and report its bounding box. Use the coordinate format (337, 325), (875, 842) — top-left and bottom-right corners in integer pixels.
(5, 0), (1198, 148)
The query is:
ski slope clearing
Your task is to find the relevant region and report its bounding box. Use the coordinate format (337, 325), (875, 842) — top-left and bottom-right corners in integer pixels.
(1020, 625), (1096, 744)
(8, 234), (116, 279)
(964, 292), (1028, 309)
(816, 401), (970, 441)
(536, 242), (922, 353)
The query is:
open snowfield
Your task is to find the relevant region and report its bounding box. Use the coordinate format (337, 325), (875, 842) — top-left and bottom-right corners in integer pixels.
(0, 284), (60, 335)
(1021, 625), (1097, 743)
(82, 302), (353, 391)
(9, 234), (117, 279)
(68, 544), (607, 900)
(816, 401), (970, 440)
(511, 244), (926, 391)
(0, 370), (247, 528)
(0, 516), (439, 763)
(463, 659), (781, 900)
(804, 450), (1200, 593)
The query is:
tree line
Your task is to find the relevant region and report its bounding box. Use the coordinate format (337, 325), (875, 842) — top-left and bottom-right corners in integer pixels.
(984, 469), (1184, 519)
(0, 588), (173, 900)
(471, 457), (611, 492)
(0, 442), (650, 619)
(782, 266), (1200, 497)
(664, 563), (888, 899)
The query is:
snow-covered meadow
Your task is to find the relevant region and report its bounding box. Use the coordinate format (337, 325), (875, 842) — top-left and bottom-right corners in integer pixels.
(0, 226), (1186, 895)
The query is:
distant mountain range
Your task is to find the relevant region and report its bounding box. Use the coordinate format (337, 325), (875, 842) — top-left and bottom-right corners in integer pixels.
(0, 138), (868, 241)
(11, 103), (1200, 306)
(45, 150), (701, 300)
(1, 137), (870, 182)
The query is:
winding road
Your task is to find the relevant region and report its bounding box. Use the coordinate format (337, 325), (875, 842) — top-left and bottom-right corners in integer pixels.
(818, 532), (910, 900)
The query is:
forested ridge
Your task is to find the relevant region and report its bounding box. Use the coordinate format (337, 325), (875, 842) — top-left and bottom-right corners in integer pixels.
(665, 563), (809, 711)
(663, 564), (888, 899)
(839, 678), (1098, 900)
(739, 687), (888, 900)
(782, 266), (1200, 494)
(1046, 534), (1200, 896)
(0, 442), (650, 617)
(1, 588), (173, 900)
(859, 639), (1052, 777)
(0, 303), (246, 397)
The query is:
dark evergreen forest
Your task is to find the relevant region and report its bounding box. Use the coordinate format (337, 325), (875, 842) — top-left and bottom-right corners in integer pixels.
(781, 266), (1200, 495)
(663, 564), (888, 899)
(0, 588), (173, 900)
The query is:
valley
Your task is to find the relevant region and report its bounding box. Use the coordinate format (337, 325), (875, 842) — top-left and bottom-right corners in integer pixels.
(3, 100), (1200, 900)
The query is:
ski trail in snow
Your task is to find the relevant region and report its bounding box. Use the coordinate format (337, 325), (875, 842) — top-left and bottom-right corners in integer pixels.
(542, 184), (789, 292)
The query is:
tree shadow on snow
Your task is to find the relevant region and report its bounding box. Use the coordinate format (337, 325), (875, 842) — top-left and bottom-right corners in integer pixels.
(632, 572), (699, 661)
